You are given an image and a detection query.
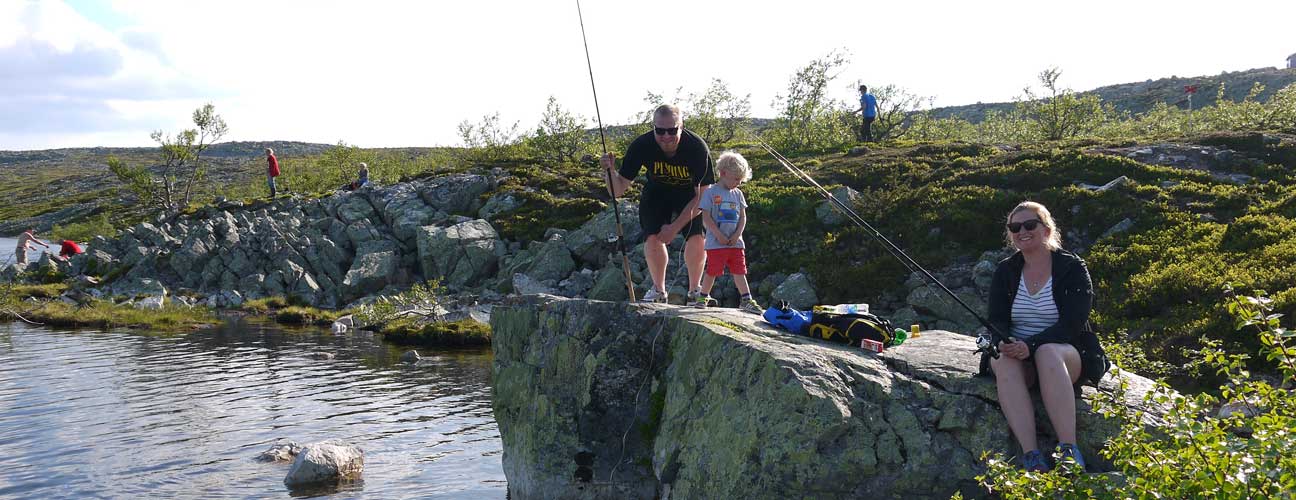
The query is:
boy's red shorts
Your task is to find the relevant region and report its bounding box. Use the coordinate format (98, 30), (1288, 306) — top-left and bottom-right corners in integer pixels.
(705, 248), (748, 277)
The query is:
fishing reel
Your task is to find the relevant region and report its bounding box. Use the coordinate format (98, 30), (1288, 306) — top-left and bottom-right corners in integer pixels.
(974, 333), (1001, 359)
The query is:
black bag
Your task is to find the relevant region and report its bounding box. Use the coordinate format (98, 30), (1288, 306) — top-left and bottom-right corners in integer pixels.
(806, 311), (895, 346)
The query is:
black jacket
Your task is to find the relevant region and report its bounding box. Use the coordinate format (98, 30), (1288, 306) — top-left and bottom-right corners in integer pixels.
(983, 249), (1109, 385)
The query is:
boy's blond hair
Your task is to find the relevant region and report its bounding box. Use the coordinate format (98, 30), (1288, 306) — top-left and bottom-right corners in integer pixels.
(715, 151), (751, 182)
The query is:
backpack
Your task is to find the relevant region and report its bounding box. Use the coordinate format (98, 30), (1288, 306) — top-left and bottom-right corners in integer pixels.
(807, 310), (895, 346)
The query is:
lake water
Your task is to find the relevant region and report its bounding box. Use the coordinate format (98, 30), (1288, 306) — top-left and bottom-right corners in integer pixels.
(0, 319), (505, 499)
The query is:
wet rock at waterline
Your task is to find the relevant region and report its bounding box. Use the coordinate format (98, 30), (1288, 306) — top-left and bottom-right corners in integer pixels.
(283, 440), (365, 487)
(257, 440), (304, 462)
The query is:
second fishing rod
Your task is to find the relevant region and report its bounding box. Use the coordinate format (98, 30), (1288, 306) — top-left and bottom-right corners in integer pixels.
(757, 139), (1013, 358)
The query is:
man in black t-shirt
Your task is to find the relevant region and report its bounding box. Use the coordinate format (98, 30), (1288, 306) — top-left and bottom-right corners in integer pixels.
(601, 104), (715, 303)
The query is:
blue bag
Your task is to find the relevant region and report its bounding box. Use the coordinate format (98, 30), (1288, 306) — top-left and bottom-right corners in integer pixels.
(763, 304), (812, 335)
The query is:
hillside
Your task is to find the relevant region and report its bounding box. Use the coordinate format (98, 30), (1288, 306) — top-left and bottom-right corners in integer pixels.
(927, 66), (1296, 123)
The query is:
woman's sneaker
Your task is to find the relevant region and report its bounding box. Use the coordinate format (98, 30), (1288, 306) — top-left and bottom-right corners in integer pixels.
(1056, 443), (1087, 471)
(1021, 449), (1050, 473)
(691, 293), (710, 309)
(740, 298), (763, 314)
(641, 289), (668, 304)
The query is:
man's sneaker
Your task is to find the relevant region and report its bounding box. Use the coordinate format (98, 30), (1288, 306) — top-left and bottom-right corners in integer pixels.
(740, 298), (763, 314)
(691, 293), (709, 309)
(641, 288), (668, 304)
(1056, 443), (1087, 471)
(1021, 449), (1050, 473)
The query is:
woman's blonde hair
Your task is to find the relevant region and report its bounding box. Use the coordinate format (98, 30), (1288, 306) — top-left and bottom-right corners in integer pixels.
(715, 151), (751, 182)
(1005, 201), (1062, 250)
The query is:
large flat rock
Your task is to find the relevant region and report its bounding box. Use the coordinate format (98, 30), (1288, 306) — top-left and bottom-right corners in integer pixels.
(491, 295), (1162, 500)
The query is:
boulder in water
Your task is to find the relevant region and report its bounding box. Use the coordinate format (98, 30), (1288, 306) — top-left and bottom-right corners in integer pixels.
(282, 440), (364, 486)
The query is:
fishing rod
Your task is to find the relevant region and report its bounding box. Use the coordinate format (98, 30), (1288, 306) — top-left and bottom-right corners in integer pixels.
(576, 0), (636, 302)
(757, 139), (1012, 358)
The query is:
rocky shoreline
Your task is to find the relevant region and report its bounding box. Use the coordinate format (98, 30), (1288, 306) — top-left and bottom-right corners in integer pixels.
(1, 169), (1031, 336)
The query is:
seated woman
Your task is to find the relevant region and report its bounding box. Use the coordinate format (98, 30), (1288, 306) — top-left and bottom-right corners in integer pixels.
(986, 201), (1106, 473)
(345, 162), (370, 191)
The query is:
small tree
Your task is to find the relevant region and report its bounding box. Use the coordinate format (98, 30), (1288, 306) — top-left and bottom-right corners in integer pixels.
(109, 103), (228, 212)
(528, 96), (591, 164)
(765, 50), (856, 153)
(685, 78), (752, 146)
(457, 112), (524, 163)
(1018, 68), (1107, 140)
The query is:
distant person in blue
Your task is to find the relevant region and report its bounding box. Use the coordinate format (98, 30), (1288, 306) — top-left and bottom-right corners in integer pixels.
(858, 85), (878, 142)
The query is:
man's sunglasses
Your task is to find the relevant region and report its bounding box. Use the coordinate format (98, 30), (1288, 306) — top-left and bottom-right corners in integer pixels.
(1006, 219), (1043, 233)
(654, 127), (679, 136)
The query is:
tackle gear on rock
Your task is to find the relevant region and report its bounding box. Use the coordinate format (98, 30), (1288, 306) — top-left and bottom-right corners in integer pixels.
(807, 309), (899, 347)
(764, 302), (903, 349)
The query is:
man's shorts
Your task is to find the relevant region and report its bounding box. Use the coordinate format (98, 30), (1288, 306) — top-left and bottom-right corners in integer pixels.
(640, 187), (703, 241)
(705, 247), (748, 277)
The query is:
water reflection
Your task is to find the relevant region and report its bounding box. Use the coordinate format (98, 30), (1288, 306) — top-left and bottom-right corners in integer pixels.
(0, 317), (505, 499)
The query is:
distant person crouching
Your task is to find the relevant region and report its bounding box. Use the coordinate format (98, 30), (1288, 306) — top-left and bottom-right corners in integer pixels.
(57, 239), (84, 261)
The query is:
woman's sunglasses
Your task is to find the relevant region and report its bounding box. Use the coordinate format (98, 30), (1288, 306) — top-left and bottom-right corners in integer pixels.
(654, 127), (679, 136)
(1006, 219), (1043, 233)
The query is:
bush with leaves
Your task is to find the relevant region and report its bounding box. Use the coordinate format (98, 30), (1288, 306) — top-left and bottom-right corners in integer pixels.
(683, 78), (752, 147)
(764, 50), (856, 153)
(109, 103), (228, 212)
(1202, 83), (1296, 133)
(526, 96), (593, 164)
(974, 286), (1296, 499)
(457, 112), (526, 163)
(353, 280), (446, 328)
(1017, 67), (1110, 140)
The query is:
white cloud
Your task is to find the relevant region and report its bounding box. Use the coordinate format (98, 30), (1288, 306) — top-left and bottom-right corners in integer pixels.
(2, 0), (1295, 150)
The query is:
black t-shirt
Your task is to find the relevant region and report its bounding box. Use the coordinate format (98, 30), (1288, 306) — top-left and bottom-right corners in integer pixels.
(618, 128), (714, 195)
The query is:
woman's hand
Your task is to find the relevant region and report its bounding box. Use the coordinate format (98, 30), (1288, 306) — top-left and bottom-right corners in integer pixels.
(999, 340), (1030, 360)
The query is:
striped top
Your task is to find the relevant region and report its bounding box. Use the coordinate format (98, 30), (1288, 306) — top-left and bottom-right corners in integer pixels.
(1010, 276), (1058, 339)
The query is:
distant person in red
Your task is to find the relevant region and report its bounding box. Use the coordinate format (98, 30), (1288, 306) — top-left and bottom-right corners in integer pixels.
(14, 227), (50, 265)
(58, 240), (83, 261)
(266, 147), (281, 198)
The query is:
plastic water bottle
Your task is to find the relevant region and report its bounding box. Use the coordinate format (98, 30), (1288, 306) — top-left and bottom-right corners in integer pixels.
(814, 303), (869, 315)
(892, 328), (909, 346)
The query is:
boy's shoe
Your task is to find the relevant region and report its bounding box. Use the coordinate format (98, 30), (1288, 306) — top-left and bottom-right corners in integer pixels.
(641, 288), (668, 304)
(1056, 443), (1087, 471)
(1021, 449), (1050, 473)
(740, 298), (762, 314)
(691, 293), (710, 309)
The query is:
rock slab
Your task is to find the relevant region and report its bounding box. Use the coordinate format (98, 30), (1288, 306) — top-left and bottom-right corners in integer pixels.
(491, 295), (1165, 500)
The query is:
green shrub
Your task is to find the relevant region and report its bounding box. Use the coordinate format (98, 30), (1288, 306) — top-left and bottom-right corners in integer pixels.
(50, 213), (118, 242)
(379, 318), (491, 347)
(274, 306), (342, 326)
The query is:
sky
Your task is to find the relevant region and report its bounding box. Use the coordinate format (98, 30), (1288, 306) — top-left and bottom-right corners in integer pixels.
(1, 0), (1294, 151)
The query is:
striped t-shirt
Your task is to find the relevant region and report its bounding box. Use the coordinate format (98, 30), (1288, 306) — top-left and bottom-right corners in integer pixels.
(1010, 276), (1058, 339)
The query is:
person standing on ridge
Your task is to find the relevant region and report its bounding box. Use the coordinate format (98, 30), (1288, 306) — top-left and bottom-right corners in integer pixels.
(858, 85), (878, 142)
(266, 147), (281, 198)
(601, 104), (715, 304)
